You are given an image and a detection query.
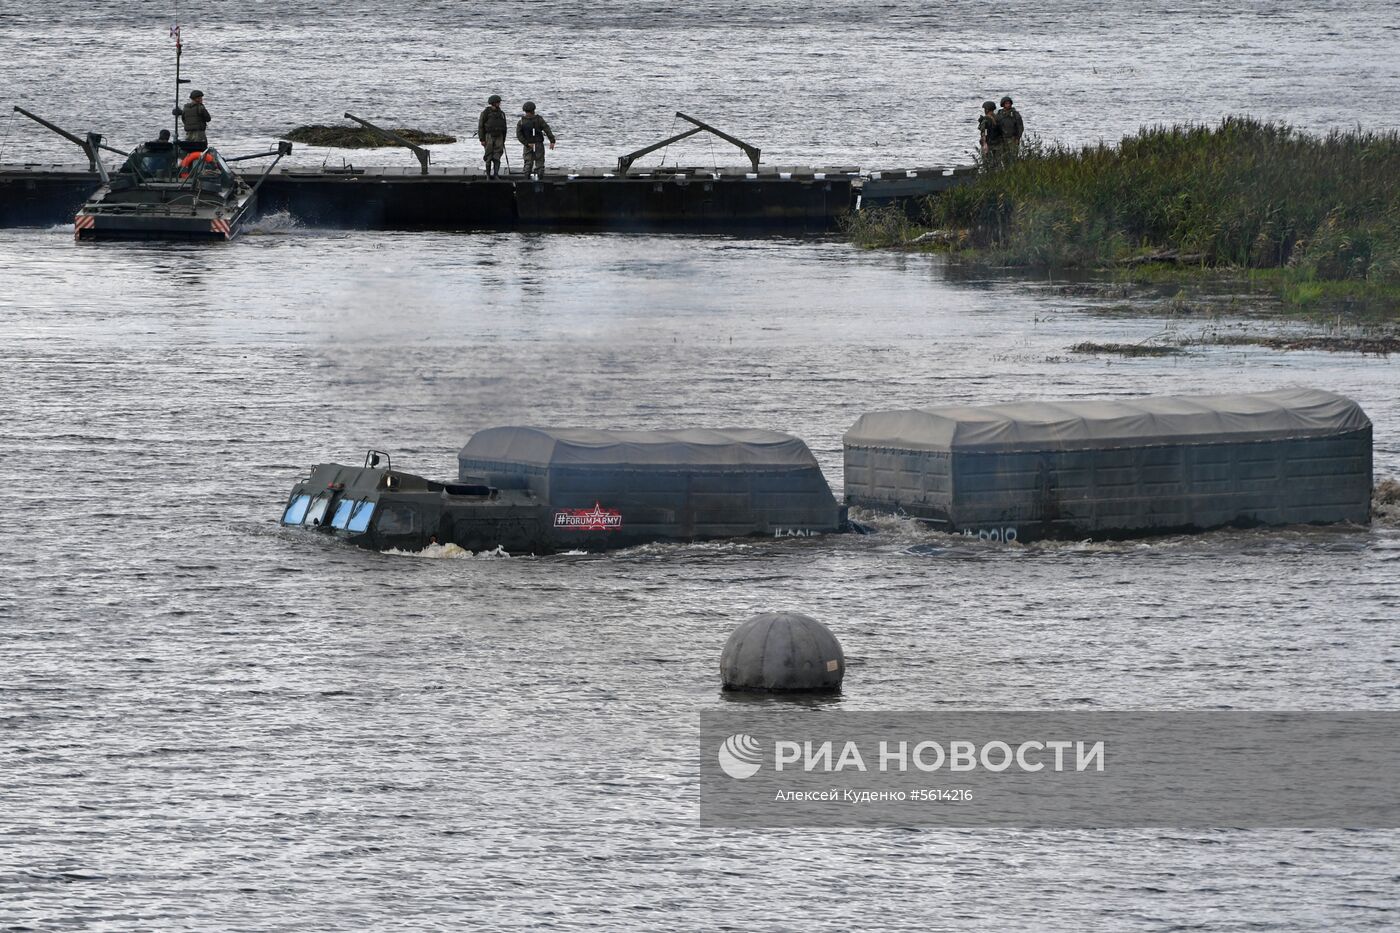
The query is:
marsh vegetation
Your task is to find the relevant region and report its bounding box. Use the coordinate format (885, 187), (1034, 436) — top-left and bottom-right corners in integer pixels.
(847, 119), (1400, 318)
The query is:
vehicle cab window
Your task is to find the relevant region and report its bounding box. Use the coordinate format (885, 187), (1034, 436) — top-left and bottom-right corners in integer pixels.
(206, 151), (237, 188)
(346, 501), (375, 533)
(375, 505), (418, 535)
(330, 499), (356, 529)
(121, 145), (178, 179)
(303, 494), (331, 527)
(281, 493), (311, 525)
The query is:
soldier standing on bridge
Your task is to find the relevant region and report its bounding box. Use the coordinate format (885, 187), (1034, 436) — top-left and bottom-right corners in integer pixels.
(516, 102), (555, 178)
(173, 90), (211, 148)
(477, 94), (507, 179)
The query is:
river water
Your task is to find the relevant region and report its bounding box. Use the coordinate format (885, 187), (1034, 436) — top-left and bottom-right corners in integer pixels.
(3, 2), (1400, 931)
(2, 0), (1398, 169)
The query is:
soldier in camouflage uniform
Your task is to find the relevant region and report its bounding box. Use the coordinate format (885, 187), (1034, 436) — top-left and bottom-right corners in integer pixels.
(516, 101), (556, 177)
(978, 100), (1002, 156)
(995, 96), (1024, 155)
(173, 90), (211, 147)
(477, 94), (507, 179)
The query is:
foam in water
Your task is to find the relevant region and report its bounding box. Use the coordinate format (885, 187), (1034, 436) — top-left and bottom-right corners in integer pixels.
(243, 211), (300, 235)
(382, 542), (512, 559)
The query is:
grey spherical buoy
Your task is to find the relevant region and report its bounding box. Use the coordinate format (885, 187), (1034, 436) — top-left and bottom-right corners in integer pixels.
(720, 611), (845, 693)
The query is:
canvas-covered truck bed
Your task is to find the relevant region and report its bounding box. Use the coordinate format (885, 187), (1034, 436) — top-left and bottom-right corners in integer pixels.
(458, 426), (845, 547)
(842, 388), (1372, 542)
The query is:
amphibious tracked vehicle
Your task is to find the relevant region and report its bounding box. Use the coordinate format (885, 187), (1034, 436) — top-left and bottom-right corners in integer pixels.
(281, 428), (849, 554)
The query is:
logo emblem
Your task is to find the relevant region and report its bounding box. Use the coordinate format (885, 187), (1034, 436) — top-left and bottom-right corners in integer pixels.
(553, 502), (623, 531)
(717, 733), (763, 780)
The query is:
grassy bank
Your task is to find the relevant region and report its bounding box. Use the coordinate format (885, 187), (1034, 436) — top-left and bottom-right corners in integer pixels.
(847, 118), (1400, 317)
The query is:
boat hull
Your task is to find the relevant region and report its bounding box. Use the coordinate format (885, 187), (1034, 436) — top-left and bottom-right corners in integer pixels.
(74, 193), (254, 241)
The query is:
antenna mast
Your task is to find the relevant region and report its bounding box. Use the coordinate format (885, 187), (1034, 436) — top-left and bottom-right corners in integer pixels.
(170, 17), (187, 142)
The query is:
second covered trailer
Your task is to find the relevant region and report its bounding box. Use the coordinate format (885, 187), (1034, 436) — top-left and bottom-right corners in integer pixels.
(842, 388), (1372, 542)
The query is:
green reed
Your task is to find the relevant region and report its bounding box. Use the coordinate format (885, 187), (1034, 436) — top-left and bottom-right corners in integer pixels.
(850, 118), (1400, 290)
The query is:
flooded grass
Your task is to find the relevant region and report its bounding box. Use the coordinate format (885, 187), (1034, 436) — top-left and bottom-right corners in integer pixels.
(1069, 328), (1400, 357)
(1374, 478), (1400, 524)
(839, 204), (921, 247)
(1192, 333), (1400, 354)
(1070, 342), (1184, 357)
(1116, 266), (1400, 320)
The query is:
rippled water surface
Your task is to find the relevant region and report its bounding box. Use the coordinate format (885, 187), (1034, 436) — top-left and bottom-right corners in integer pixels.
(2, 0), (1398, 169)
(3, 2), (1400, 930)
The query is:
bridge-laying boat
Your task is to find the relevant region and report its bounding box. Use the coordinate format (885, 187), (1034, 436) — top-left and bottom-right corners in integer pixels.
(72, 138), (290, 241)
(11, 106), (289, 241)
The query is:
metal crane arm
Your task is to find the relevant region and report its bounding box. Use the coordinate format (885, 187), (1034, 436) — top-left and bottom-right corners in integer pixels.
(343, 112), (430, 175)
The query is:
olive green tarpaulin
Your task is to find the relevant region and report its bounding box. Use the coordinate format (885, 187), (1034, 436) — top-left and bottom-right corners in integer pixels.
(459, 426), (822, 470)
(843, 388), (1371, 454)
(843, 388), (1373, 540)
(459, 426), (844, 540)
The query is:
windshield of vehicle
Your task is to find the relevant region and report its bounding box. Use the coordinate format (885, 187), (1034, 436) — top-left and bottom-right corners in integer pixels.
(120, 143), (179, 180)
(177, 149), (237, 188)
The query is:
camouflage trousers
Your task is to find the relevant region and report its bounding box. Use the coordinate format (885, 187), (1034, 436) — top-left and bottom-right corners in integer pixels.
(985, 140), (1020, 169)
(522, 142), (546, 176)
(482, 135), (504, 175)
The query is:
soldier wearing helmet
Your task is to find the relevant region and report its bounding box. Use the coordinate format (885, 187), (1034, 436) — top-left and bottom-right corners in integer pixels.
(995, 96), (1024, 154)
(172, 89), (211, 148)
(978, 100), (1002, 156)
(516, 101), (556, 178)
(477, 94), (507, 179)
